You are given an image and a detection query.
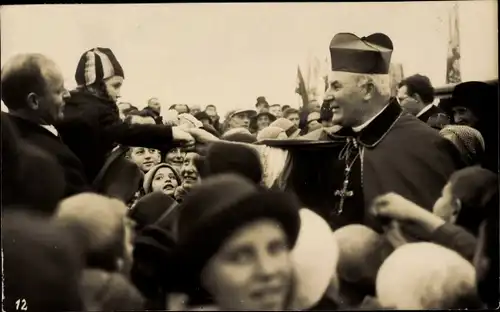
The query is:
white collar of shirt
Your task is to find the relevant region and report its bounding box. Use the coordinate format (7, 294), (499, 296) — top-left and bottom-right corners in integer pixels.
(352, 103), (390, 133)
(416, 103), (435, 118)
(41, 124), (59, 137)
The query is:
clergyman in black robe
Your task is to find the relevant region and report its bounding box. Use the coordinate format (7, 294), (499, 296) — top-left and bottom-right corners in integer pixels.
(253, 32), (464, 233)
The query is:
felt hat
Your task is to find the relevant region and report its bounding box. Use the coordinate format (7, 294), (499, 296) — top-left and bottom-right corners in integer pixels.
(167, 174), (301, 295)
(200, 141), (263, 184)
(221, 127), (257, 143)
(253, 111), (277, 122)
(442, 81), (497, 120)
(227, 108), (257, 120)
(143, 163), (181, 194)
(75, 47), (124, 86)
(128, 191), (177, 232)
(255, 96), (269, 107)
(270, 118), (301, 138)
(256, 126), (287, 141)
(93, 146), (144, 203)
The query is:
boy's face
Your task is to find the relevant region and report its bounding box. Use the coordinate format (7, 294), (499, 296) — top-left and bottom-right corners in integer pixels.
(129, 147), (161, 172)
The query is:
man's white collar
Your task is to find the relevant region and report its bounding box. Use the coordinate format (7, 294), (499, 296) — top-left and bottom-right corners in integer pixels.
(352, 103), (390, 133)
(416, 103), (435, 118)
(41, 124), (59, 137)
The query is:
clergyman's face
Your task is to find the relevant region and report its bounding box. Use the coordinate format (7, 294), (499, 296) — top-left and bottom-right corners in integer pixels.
(323, 72), (368, 128)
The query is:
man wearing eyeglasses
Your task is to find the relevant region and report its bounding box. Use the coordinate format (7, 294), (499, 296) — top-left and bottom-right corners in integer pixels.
(397, 74), (448, 128)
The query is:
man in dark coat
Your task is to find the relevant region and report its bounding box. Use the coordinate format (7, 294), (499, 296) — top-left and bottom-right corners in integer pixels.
(397, 74), (448, 128)
(259, 33), (464, 233)
(142, 97), (164, 124)
(1, 53), (90, 199)
(55, 47), (194, 183)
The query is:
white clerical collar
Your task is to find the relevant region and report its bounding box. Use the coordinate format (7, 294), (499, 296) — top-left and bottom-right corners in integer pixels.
(41, 124), (59, 137)
(416, 103), (435, 118)
(352, 103), (390, 133)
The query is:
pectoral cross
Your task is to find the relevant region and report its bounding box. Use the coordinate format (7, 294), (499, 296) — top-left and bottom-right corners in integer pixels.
(334, 168), (354, 215)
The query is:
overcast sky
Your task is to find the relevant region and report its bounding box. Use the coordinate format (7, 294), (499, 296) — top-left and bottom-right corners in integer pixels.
(1, 1), (497, 115)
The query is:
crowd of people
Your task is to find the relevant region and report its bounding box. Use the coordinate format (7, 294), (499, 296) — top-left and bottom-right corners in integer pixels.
(2, 31), (498, 311)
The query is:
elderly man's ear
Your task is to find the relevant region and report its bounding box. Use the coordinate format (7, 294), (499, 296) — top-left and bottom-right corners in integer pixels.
(27, 92), (40, 110)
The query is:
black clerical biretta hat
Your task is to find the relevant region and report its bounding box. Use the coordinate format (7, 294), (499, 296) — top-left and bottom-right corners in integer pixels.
(329, 33), (393, 74)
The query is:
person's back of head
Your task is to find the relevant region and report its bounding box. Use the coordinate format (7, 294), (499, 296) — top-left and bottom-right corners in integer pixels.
(331, 225), (394, 306)
(3, 210), (85, 312)
(81, 269), (145, 311)
(440, 125), (485, 166)
(376, 242), (481, 309)
(201, 141), (263, 184)
(55, 193), (130, 272)
(448, 166), (498, 235)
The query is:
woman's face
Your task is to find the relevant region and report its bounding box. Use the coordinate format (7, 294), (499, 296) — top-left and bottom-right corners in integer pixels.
(180, 152), (200, 186)
(129, 147), (161, 172)
(433, 182), (460, 223)
(151, 167), (179, 196)
(257, 115), (271, 130)
(165, 148), (186, 169)
(201, 219), (293, 311)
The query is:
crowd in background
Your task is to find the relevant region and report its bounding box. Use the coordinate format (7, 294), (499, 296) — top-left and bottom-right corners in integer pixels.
(1, 42), (498, 312)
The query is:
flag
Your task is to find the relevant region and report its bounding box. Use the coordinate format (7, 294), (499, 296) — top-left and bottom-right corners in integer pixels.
(446, 2), (461, 84)
(295, 65), (309, 108)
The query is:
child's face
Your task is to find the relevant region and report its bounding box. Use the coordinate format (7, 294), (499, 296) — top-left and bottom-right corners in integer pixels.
(129, 147), (161, 172)
(151, 166), (179, 196)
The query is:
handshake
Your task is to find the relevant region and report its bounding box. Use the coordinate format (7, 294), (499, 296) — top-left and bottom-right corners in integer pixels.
(172, 126), (219, 147)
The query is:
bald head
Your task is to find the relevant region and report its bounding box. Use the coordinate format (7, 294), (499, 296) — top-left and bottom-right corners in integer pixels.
(332, 225), (393, 284)
(1, 54), (59, 109)
(376, 243), (481, 309)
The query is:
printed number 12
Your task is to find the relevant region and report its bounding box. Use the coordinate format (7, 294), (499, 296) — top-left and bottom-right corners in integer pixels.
(15, 299), (27, 311)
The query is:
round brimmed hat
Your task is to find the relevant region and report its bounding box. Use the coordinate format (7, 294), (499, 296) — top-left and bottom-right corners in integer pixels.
(227, 109), (257, 120)
(168, 173), (301, 294)
(253, 111), (277, 122)
(442, 81), (497, 119)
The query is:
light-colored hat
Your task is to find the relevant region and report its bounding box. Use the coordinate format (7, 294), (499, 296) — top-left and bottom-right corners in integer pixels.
(256, 126), (287, 141)
(178, 113), (203, 129)
(290, 208), (339, 310)
(227, 109), (257, 120)
(270, 118), (301, 138)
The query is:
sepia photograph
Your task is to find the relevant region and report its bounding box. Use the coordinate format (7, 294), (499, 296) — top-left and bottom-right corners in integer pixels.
(1, 1), (498, 311)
